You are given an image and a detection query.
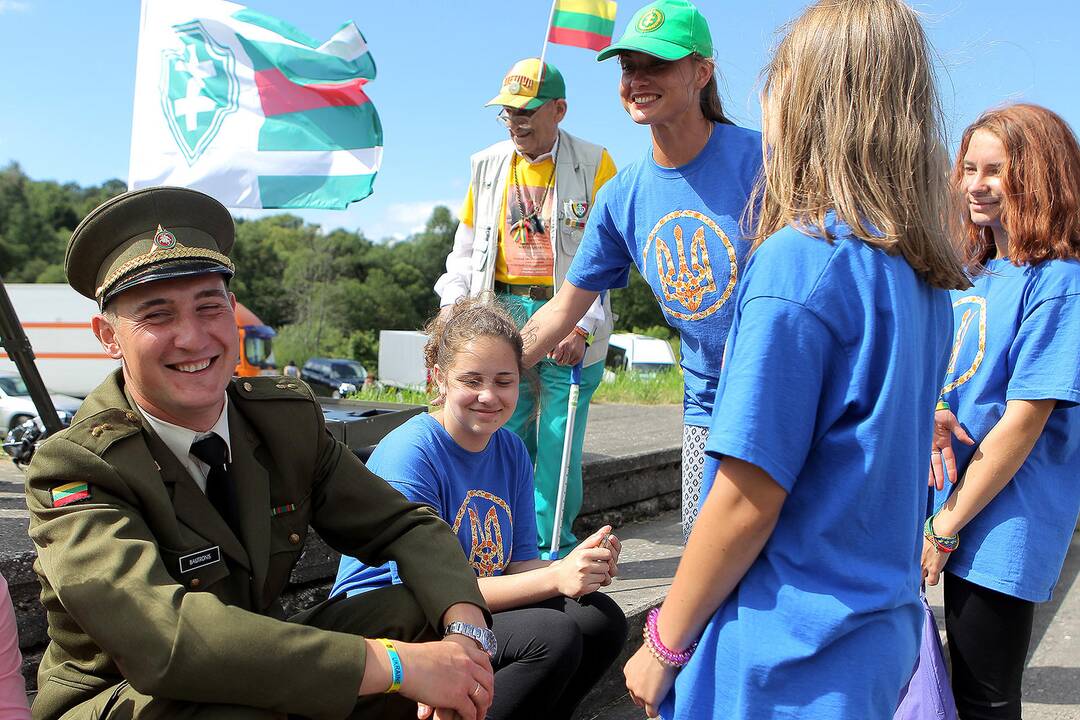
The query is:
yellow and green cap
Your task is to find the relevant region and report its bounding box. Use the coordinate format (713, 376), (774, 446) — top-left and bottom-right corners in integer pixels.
(596, 0), (713, 62)
(485, 58), (566, 111)
(65, 186), (235, 307)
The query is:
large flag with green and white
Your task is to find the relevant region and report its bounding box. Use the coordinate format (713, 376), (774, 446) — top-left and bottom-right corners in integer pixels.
(129, 0), (382, 209)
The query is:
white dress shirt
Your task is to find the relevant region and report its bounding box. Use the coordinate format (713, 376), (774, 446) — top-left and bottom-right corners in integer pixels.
(140, 400), (232, 494)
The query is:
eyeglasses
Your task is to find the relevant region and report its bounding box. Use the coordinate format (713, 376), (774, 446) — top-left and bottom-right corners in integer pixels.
(496, 106), (541, 128)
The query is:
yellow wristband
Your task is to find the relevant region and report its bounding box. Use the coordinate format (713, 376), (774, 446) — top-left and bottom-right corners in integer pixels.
(377, 638), (403, 694)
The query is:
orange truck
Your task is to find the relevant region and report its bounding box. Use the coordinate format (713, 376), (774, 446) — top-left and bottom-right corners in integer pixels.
(0, 283), (276, 396)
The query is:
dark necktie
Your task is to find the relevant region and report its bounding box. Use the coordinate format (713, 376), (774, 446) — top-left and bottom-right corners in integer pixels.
(190, 433), (236, 531)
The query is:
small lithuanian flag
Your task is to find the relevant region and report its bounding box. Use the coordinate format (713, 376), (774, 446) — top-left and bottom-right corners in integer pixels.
(548, 0), (617, 51)
(51, 481), (91, 508)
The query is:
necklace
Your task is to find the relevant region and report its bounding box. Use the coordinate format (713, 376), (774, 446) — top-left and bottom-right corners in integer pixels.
(510, 153), (556, 245)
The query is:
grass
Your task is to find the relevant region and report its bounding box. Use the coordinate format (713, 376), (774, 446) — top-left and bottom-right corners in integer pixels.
(348, 385), (430, 406)
(348, 331), (684, 407)
(592, 368), (683, 405)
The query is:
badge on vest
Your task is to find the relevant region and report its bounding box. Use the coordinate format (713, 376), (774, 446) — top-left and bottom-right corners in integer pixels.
(562, 200), (589, 229)
(179, 546), (222, 573)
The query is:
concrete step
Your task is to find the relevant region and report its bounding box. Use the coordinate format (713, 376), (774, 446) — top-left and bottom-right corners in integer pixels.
(573, 509), (682, 719)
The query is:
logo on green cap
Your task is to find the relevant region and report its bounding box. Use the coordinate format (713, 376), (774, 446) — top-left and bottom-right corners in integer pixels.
(160, 21), (239, 166)
(637, 8), (665, 32)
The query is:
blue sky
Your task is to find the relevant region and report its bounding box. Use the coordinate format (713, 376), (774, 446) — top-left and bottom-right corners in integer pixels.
(1, 0), (1077, 240)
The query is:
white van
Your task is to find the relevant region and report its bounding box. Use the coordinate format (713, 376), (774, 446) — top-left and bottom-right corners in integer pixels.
(378, 330), (429, 391)
(605, 333), (677, 377)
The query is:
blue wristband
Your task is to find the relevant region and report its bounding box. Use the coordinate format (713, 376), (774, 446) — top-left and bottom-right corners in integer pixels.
(377, 638), (404, 693)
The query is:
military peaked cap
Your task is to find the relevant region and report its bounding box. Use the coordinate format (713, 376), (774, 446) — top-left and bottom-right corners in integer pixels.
(66, 186), (236, 307)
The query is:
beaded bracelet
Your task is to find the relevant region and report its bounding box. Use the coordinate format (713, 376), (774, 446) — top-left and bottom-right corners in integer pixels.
(377, 638), (404, 694)
(642, 607), (697, 668)
(935, 400), (950, 412)
(924, 514), (959, 553)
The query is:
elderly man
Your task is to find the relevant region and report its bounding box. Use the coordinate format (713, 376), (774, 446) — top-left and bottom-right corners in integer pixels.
(435, 58), (616, 558)
(25, 187), (495, 720)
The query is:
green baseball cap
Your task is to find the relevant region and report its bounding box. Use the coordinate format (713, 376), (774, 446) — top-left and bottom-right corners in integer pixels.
(596, 0), (713, 62)
(485, 58), (566, 111)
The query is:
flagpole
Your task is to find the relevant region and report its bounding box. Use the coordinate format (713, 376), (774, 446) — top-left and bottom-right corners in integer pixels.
(537, 0), (558, 84)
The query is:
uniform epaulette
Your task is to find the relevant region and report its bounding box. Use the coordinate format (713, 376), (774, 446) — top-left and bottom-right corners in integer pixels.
(231, 375), (315, 402)
(63, 408), (144, 456)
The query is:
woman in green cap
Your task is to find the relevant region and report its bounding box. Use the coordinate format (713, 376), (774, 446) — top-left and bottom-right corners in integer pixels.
(521, 0), (763, 542)
(621, 0), (970, 717)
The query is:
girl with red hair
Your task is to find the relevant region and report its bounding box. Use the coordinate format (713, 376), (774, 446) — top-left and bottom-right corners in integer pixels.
(924, 103), (1080, 720)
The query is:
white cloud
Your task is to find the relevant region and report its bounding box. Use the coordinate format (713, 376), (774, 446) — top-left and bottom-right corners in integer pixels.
(370, 199), (457, 241)
(0, 1), (29, 13)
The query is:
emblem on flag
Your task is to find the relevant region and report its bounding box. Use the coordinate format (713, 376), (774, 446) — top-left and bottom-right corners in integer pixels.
(160, 21), (239, 165)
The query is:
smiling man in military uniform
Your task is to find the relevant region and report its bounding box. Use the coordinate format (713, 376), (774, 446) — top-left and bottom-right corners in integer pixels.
(25, 187), (496, 720)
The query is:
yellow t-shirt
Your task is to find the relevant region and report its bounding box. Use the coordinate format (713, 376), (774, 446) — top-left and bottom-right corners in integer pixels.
(460, 148), (617, 285)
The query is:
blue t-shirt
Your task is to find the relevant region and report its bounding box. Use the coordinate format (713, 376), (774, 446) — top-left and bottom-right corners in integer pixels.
(565, 123), (762, 425)
(332, 413), (539, 597)
(932, 257), (1080, 602)
(663, 216), (953, 720)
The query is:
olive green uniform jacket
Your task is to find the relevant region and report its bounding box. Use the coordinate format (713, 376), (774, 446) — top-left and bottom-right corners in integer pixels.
(25, 372), (486, 720)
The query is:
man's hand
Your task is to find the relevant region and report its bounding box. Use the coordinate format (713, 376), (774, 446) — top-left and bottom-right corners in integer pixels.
(396, 638), (493, 720)
(929, 409), (975, 491)
(547, 330), (586, 366)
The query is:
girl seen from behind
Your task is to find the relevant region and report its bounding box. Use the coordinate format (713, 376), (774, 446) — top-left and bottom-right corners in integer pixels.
(332, 298), (627, 720)
(924, 103), (1080, 720)
(623, 1), (969, 718)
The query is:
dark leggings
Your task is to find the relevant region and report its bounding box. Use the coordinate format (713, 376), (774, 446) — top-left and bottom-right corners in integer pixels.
(944, 572), (1036, 720)
(488, 591), (627, 720)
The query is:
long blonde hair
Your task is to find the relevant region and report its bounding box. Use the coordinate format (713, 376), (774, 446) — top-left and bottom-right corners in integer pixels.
(748, 0), (969, 290)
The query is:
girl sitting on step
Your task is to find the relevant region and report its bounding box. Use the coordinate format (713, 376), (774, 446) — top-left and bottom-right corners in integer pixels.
(332, 297), (627, 720)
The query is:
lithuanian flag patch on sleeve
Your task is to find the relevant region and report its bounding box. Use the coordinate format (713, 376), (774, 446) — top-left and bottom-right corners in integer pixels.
(51, 482), (91, 508)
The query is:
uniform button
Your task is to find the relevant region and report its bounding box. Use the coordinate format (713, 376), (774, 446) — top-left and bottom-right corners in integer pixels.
(125, 411), (140, 424)
(190, 578), (202, 589)
(289, 533), (301, 545)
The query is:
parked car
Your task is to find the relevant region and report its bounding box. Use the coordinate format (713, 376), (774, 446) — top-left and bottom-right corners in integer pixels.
(301, 358), (368, 398)
(0, 372), (82, 430)
(604, 333), (678, 380)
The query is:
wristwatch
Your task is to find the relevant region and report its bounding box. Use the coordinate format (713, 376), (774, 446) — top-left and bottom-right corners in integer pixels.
(444, 621), (497, 659)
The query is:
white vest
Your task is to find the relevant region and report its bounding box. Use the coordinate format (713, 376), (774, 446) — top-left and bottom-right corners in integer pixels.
(463, 130), (614, 367)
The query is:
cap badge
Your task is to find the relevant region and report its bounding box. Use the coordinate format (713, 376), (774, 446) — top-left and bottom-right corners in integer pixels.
(507, 79), (522, 94)
(637, 8), (665, 32)
(152, 225), (178, 251)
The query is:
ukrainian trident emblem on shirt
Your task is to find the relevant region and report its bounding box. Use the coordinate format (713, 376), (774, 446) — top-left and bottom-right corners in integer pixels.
(451, 490), (514, 577)
(643, 210), (738, 322)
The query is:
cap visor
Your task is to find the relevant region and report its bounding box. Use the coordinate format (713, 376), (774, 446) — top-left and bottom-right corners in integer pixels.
(597, 36), (693, 62)
(103, 261), (233, 306)
(484, 93), (546, 110)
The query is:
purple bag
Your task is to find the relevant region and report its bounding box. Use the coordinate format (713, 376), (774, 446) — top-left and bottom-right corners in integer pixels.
(894, 592), (958, 720)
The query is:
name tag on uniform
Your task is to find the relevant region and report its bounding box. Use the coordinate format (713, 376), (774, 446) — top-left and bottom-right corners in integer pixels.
(179, 546), (221, 574)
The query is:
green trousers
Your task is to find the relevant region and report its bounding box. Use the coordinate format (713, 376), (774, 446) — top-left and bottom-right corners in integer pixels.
(500, 294), (604, 558)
